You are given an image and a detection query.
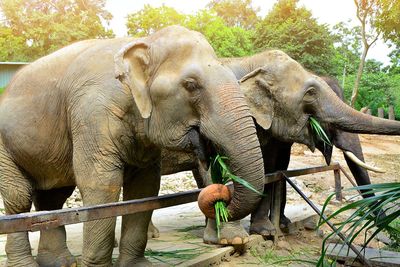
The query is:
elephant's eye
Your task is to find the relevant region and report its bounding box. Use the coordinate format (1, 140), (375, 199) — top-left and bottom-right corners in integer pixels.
(303, 87), (317, 103)
(182, 78), (201, 92)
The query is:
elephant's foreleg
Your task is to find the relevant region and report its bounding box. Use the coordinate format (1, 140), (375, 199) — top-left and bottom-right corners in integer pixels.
(33, 186), (76, 267)
(0, 152), (37, 267)
(249, 184), (276, 236)
(275, 142), (292, 229)
(115, 164), (161, 267)
(74, 151), (123, 267)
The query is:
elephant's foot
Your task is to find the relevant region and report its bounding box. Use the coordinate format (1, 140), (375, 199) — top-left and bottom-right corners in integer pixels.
(36, 248), (76, 267)
(279, 214), (291, 230)
(6, 256), (39, 267)
(147, 221), (160, 239)
(203, 219), (249, 245)
(249, 218), (276, 237)
(114, 256), (152, 267)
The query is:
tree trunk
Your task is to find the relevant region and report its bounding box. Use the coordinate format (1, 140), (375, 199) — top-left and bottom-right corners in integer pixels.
(351, 46), (368, 107)
(378, 108), (384, 118)
(389, 106), (395, 120)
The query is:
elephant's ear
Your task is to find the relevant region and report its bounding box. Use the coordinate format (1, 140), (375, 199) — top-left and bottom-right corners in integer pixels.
(114, 39), (152, 119)
(240, 67), (274, 130)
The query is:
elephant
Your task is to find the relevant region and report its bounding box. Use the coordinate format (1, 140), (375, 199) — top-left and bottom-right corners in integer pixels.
(0, 26), (265, 267)
(158, 49), (400, 244)
(249, 76), (386, 236)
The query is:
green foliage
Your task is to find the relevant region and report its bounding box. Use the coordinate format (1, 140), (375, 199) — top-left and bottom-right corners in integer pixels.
(0, 0), (114, 61)
(375, 0), (400, 44)
(207, 0), (260, 29)
(185, 10), (255, 57)
(385, 218), (400, 251)
(330, 21), (362, 77)
(126, 4), (186, 37)
(317, 183), (400, 266)
(341, 72), (400, 118)
(0, 26), (29, 61)
(253, 0), (335, 75)
(0, 87), (5, 94)
(385, 47), (400, 74)
(125, 6), (255, 57)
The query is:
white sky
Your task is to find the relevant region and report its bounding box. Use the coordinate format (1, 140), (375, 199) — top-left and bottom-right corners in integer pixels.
(105, 0), (390, 64)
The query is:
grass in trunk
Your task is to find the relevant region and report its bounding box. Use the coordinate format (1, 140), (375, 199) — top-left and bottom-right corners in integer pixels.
(309, 117), (332, 146)
(210, 155), (264, 237)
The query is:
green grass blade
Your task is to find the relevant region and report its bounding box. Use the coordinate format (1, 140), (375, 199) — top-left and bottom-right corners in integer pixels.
(310, 117), (332, 146)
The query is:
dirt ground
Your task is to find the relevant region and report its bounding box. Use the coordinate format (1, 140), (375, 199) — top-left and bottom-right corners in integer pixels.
(0, 134), (399, 266)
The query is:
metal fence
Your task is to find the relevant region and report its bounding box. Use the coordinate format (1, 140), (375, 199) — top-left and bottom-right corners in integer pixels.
(0, 163), (349, 234)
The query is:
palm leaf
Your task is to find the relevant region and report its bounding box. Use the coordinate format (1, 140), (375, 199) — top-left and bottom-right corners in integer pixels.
(317, 182), (400, 265)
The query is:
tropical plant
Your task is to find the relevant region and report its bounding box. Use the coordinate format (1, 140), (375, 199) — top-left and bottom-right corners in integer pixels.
(317, 183), (400, 266)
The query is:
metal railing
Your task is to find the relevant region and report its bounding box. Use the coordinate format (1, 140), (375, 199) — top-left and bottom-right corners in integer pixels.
(0, 162), (349, 234)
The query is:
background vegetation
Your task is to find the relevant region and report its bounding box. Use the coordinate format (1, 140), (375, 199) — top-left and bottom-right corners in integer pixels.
(0, 0), (399, 117)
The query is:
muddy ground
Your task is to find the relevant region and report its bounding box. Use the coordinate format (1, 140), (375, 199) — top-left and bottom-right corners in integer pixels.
(0, 134), (399, 266)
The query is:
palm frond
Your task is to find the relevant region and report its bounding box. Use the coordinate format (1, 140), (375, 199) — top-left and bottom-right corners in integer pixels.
(317, 182), (400, 265)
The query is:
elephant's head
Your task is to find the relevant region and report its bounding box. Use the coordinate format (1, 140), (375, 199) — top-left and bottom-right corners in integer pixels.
(237, 50), (400, 151)
(114, 26), (264, 220)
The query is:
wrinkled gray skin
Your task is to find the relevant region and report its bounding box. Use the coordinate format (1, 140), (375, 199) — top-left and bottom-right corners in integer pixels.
(249, 76), (384, 236)
(0, 26), (265, 267)
(158, 50), (400, 244)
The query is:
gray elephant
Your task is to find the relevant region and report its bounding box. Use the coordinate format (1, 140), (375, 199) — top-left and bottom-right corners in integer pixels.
(249, 76), (386, 236)
(0, 26), (265, 266)
(159, 49), (400, 244)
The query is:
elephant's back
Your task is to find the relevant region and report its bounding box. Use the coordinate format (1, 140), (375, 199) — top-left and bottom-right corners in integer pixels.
(0, 38), (133, 189)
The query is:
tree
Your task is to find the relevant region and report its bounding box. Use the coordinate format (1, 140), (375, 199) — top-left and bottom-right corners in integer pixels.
(187, 10), (254, 57)
(351, 0), (381, 107)
(385, 48), (400, 74)
(207, 0), (260, 30)
(0, 0), (114, 61)
(0, 26), (28, 61)
(343, 71), (396, 115)
(125, 6), (255, 57)
(375, 0), (400, 45)
(126, 4), (186, 37)
(254, 0), (335, 75)
(330, 22), (362, 86)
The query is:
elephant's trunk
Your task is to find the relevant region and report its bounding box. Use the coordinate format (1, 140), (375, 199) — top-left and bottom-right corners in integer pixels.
(201, 82), (264, 221)
(317, 88), (400, 135)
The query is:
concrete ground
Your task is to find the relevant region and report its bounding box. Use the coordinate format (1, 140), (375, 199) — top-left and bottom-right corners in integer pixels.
(0, 202), (318, 266)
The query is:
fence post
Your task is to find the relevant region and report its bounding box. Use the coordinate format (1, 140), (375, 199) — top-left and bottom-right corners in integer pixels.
(270, 177), (283, 242)
(334, 169), (343, 201)
(378, 108), (384, 118)
(389, 105), (395, 120)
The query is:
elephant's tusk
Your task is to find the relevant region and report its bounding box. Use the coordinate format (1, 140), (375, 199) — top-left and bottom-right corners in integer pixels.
(343, 151), (385, 173)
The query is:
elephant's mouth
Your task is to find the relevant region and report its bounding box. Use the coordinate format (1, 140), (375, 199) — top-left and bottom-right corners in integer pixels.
(187, 126), (217, 171)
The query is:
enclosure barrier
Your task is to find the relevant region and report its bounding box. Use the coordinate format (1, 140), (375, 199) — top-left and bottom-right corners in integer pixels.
(0, 162), (372, 265)
(0, 163), (348, 234)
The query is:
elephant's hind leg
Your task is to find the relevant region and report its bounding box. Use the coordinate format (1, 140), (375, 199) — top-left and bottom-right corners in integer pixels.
(0, 152), (38, 267)
(33, 186), (76, 267)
